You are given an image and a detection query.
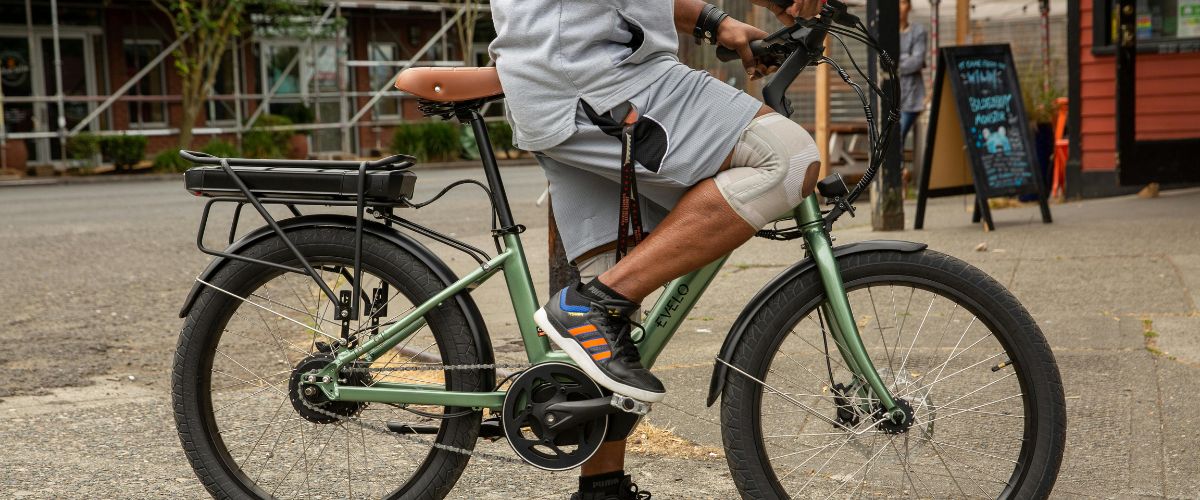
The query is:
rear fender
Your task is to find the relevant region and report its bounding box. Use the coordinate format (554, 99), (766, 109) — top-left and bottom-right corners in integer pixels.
(178, 214), (496, 370)
(705, 240), (927, 406)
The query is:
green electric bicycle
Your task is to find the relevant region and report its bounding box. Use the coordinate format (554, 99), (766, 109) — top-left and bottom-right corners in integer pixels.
(172, 2), (1065, 498)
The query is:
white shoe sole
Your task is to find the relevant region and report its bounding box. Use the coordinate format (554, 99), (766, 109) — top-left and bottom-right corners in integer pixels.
(534, 308), (666, 403)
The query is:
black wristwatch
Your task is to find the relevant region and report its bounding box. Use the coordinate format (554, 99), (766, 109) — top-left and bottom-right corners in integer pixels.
(693, 3), (729, 45)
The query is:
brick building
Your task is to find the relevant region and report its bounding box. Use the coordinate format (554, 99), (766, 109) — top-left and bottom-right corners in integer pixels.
(0, 0), (480, 168)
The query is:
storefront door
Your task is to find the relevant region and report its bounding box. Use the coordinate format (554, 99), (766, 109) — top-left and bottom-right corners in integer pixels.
(0, 31), (95, 165)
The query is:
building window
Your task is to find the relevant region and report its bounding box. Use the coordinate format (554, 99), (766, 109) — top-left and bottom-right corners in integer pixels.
(124, 40), (168, 126)
(1096, 0), (1200, 50)
(369, 42), (400, 118)
(262, 44), (301, 95)
(207, 49), (238, 124)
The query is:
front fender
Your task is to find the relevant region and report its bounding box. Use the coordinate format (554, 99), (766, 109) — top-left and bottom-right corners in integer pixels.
(178, 214), (496, 370)
(705, 240), (927, 407)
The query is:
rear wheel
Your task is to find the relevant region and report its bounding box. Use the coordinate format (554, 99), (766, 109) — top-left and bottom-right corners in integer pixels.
(721, 250), (1066, 499)
(173, 227), (489, 499)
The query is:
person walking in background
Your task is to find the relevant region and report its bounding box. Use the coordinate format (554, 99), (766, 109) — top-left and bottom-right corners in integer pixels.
(899, 0), (927, 185)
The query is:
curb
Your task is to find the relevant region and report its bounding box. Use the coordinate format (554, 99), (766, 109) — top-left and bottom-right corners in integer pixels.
(0, 159), (539, 188)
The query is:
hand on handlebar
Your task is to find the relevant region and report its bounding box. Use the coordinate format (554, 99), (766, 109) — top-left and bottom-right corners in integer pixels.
(750, 0), (824, 25)
(715, 17), (776, 79)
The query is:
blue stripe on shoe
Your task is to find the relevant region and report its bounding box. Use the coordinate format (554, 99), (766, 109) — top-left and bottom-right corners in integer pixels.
(559, 287), (590, 313)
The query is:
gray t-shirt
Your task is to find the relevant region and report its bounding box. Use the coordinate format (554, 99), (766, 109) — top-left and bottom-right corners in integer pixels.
(489, 0), (684, 151)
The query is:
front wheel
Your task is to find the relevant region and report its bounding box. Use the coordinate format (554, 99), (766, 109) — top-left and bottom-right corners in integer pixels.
(721, 249), (1066, 499)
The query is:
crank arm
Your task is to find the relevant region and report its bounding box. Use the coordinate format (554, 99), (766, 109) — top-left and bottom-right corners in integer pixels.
(542, 395), (650, 433)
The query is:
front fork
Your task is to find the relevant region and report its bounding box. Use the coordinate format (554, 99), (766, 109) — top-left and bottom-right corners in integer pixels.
(794, 195), (906, 424)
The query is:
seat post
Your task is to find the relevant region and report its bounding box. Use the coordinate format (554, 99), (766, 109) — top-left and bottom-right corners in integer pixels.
(461, 109), (517, 229)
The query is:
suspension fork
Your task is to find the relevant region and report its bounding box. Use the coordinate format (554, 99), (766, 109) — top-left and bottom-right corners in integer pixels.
(793, 195), (905, 422)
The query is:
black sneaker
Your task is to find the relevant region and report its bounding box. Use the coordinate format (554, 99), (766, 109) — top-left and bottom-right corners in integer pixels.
(569, 471), (652, 500)
(534, 285), (666, 403)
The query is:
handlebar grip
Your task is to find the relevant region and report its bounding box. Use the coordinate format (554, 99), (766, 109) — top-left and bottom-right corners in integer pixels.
(716, 40), (770, 63)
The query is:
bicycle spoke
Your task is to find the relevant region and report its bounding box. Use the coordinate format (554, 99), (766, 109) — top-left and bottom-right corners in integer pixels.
(866, 286), (897, 378)
(758, 280), (1031, 499)
(198, 277), (338, 341)
(825, 433), (897, 497)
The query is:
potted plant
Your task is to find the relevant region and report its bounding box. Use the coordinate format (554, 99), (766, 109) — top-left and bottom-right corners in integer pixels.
(3, 139), (28, 173)
(1021, 65), (1063, 198)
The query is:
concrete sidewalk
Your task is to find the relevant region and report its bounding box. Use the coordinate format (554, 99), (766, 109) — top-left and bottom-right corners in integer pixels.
(0, 172), (1197, 498)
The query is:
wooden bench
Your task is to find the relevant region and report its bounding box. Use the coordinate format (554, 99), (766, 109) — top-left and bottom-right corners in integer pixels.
(802, 122), (870, 185)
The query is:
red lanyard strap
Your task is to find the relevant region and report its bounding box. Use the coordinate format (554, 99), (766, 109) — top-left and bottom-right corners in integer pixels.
(581, 101), (645, 262)
(616, 111), (644, 262)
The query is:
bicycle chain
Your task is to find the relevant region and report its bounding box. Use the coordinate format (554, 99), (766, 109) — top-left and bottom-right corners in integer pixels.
(293, 364), (530, 466)
(340, 363), (533, 373)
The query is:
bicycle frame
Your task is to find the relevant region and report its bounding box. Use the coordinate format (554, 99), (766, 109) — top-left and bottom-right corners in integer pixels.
(304, 109), (901, 418)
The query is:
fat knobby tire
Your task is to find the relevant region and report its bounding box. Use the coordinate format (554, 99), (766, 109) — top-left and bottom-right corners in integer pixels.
(719, 249), (1067, 499)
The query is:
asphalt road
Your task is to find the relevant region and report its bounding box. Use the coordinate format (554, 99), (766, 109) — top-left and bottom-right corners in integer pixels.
(2, 169), (1199, 498)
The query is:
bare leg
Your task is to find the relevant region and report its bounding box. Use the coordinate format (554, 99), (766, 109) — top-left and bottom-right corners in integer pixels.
(581, 441), (627, 476)
(599, 179), (759, 302)
(597, 105), (794, 302)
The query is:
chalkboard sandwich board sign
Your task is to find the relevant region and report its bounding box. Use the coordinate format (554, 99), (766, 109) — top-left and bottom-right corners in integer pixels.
(915, 44), (1052, 230)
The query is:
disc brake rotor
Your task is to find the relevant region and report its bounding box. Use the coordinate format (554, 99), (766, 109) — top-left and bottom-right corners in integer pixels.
(501, 362), (608, 471)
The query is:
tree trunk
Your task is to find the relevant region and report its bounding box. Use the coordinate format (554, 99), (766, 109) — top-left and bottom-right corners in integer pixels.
(178, 99), (198, 151)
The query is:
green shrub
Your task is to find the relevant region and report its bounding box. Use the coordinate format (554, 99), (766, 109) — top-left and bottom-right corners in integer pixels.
(66, 132), (101, 167)
(486, 120), (515, 156)
(243, 114), (293, 158)
(391, 123), (425, 159)
(100, 135), (148, 170)
(152, 150), (190, 173)
(277, 104), (314, 127)
(391, 121), (462, 162)
(200, 138), (239, 158)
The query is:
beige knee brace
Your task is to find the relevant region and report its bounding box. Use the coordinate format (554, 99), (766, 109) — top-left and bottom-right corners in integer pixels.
(714, 114), (821, 228)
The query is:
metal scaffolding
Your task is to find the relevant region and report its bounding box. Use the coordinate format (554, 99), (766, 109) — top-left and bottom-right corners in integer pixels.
(1, 0), (489, 168)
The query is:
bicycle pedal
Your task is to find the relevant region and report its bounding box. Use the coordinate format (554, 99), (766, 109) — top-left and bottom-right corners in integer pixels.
(479, 417), (505, 441)
(610, 394), (651, 415)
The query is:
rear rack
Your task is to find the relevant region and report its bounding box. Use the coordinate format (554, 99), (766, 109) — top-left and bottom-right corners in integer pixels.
(180, 149), (415, 170)
(181, 149), (418, 326)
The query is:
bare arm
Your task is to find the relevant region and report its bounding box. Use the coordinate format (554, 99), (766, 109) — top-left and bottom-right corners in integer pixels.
(673, 0), (708, 34)
(673, 0), (822, 34)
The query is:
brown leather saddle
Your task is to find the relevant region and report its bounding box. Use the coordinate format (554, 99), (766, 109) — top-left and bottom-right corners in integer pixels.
(394, 67), (503, 103)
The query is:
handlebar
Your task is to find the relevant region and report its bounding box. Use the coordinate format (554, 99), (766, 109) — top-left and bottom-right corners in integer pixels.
(715, 40), (771, 64)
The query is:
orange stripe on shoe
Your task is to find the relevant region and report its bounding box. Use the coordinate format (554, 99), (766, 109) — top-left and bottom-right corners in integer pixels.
(591, 351), (612, 361)
(568, 325), (597, 336)
(580, 338), (607, 349)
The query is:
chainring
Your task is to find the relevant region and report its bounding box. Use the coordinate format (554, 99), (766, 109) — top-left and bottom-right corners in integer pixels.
(288, 354), (371, 424)
(501, 362), (608, 471)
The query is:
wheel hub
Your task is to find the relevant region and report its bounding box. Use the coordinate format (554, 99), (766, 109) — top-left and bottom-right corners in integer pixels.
(876, 398), (915, 434)
(288, 354), (370, 424)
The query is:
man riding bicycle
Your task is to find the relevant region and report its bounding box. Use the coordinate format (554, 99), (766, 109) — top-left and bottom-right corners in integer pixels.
(489, 0), (823, 497)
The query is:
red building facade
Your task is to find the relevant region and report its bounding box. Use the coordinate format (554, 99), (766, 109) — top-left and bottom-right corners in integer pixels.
(1070, 0), (1200, 196)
